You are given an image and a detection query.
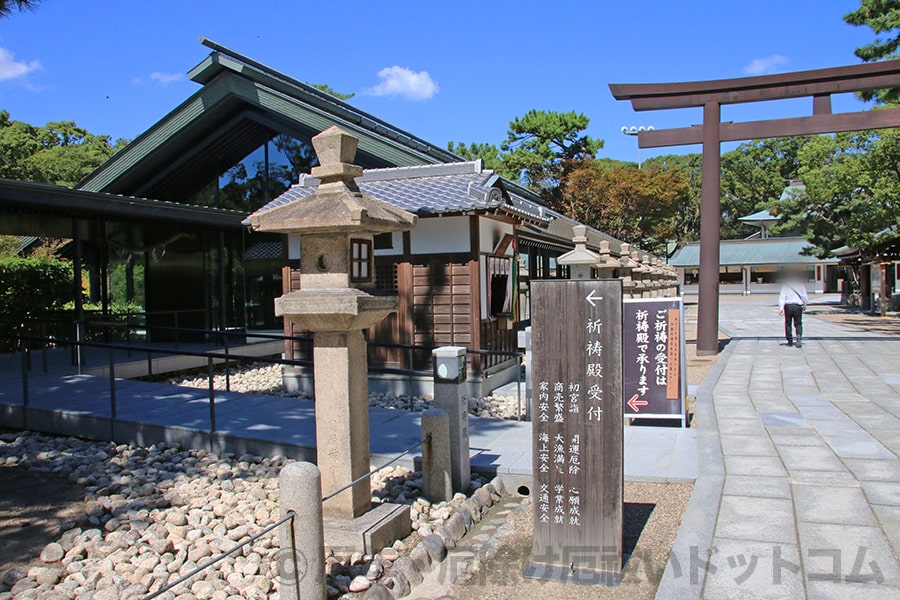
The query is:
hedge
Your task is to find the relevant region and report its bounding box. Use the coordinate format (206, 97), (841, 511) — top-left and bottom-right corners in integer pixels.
(0, 256), (73, 351)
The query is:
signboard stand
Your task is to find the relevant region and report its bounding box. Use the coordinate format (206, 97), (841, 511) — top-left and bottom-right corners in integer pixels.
(622, 298), (688, 427)
(524, 279), (623, 586)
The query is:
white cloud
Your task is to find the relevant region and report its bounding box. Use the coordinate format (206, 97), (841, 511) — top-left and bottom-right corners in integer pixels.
(150, 71), (184, 85)
(133, 71), (185, 86)
(0, 47), (40, 82)
(365, 66), (439, 100)
(743, 54), (789, 76)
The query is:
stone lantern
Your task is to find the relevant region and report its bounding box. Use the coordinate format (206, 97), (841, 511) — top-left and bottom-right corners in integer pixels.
(645, 255), (660, 297)
(558, 225), (601, 280)
(594, 240), (622, 278)
(631, 250), (649, 296)
(618, 243), (641, 298)
(249, 126), (416, 521)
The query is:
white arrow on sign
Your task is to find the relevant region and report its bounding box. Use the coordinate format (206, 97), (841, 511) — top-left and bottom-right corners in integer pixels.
(585, 290), (602, 307)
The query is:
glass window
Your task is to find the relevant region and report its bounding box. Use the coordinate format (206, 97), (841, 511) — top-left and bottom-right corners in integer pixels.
(351, 239), (372, 283)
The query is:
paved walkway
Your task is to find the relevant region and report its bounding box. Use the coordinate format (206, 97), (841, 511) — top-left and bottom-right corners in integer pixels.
(0, 347), (696, 491)
(659, 295), (900, 599)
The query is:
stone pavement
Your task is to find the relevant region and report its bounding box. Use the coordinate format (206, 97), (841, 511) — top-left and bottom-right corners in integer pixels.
(659, 295), (900, 599)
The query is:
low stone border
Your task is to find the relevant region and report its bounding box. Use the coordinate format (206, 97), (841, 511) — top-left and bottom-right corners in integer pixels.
(361, 477), (509, 599)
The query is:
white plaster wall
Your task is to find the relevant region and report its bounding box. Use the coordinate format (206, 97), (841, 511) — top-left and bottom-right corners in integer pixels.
(479, 219), (515, 256)
(410, 216), (470, 255)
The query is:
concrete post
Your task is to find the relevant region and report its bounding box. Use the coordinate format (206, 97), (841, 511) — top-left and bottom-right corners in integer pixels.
(432, 346), (470, 493)
(278, 462), (326, 600)
(421, 409), (452, 503)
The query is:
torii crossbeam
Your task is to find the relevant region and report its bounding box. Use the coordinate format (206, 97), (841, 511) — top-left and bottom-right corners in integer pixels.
(611, 60), (900, 355)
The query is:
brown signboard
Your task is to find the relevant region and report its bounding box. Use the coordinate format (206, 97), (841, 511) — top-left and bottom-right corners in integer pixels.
(623, 298), (687, 424)
(525, 279), (623, 585)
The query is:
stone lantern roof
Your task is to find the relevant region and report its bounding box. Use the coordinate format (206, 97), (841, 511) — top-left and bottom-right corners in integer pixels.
(248, 126), (417, 235)
(557, 225), (601, 266)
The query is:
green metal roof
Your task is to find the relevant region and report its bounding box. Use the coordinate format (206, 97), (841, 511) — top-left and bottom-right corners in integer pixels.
(669, 237), (836, 267)
(77, 46), (461, 199)
(0, 178), (245, 228)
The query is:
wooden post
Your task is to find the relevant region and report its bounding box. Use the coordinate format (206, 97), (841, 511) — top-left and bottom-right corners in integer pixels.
(525, 279), (623, 585)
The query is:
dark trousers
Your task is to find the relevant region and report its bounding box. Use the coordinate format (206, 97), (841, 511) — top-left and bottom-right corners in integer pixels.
(784, 303), (803, 343)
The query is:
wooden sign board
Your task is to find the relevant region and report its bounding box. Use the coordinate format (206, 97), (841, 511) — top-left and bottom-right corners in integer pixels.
(525, 279), (623, 586)
(622, 298), (687, 426)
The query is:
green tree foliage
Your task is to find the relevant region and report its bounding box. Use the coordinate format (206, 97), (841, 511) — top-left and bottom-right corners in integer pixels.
(0, 111), (127, 186)
(720, 137), (809, 239)
(644, 153), (703, 243)
(502, 110), (602, 204)
(0, 0), (40, 18)
(449, 109), (603, 204)
(446, 141), (509, 175)
(308, 83), (355, 101)
(773, 126), (900, 257)
(844, 0), (900, 102)
(560, 160), (689, 255)
(0, 256), (72, 351)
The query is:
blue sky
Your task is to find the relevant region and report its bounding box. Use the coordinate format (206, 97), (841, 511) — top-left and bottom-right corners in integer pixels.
(0, 0), (878, 163)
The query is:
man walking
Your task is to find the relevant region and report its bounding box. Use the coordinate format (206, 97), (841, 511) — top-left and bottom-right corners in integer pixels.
(778, 276), (809, 347)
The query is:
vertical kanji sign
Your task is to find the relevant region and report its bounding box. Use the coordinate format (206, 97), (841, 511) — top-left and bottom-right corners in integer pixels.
(525, 280), (623, 585)
(623, 298), (687, 425)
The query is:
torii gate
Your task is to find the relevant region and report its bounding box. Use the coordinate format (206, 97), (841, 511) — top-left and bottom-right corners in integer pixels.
(611, 60), (900, 355)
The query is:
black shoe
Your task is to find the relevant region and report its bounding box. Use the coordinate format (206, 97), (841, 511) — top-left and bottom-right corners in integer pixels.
(796, 339), (802, 348)
(785, 340), (793, 347)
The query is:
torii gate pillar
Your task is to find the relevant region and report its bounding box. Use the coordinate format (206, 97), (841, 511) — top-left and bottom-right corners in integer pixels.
(697, 102), (721, 355)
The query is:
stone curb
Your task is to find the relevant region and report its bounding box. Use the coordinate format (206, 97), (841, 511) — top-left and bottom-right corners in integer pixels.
(653, 340), (735, 600)
(363, 476), (510, 600)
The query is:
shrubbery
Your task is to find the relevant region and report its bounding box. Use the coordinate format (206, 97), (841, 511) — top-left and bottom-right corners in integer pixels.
(0, 256), (73, 351)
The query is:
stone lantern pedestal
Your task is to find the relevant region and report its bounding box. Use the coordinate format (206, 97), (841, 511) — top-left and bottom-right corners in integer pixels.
(249, 126), (417, 551)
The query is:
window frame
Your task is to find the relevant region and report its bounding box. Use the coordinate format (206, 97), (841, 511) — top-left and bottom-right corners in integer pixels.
(350, 238), (373, 283)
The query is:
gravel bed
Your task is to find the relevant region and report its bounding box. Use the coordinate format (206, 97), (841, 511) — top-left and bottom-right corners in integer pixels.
(452, 482), (694, 600)
(0, 431), (490, 600)
(167, 362), (524, 420)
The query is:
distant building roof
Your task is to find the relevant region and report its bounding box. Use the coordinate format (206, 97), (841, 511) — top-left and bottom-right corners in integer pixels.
(738, 209), (780, 224)
(669, 237), (837, 267)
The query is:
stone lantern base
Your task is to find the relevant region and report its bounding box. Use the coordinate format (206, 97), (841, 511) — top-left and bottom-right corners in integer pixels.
(324, 503), (411, 555)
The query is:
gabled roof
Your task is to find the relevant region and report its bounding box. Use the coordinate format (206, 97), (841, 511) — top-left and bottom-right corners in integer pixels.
(76, 40), (461, 200)
(669, 237), (836, 267)
(249, 160), (549, 226)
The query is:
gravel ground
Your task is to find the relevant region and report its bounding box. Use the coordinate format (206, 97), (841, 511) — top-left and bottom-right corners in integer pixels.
(167, 363), (524, 420)
(452, 483), (694, 600)
(0, 431), (489, 599)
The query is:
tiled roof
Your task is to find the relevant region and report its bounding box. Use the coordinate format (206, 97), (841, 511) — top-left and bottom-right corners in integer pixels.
(248, 161), (548, 224)
(244, 240), (283, 261)
(248, 161), (653, 258)
(669, 237), (837, 267)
